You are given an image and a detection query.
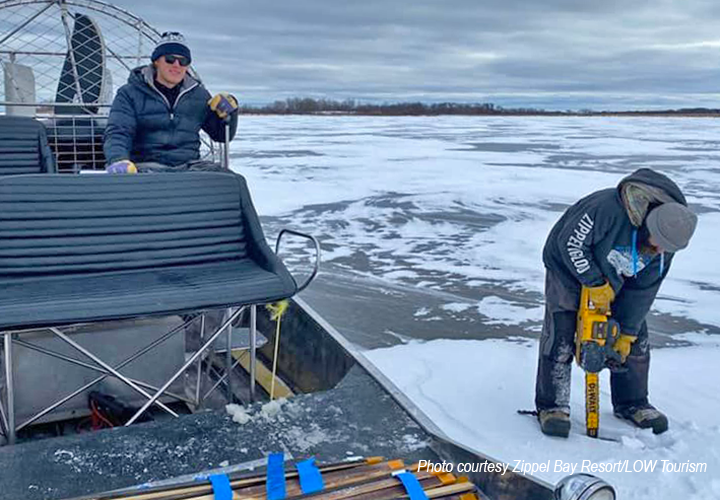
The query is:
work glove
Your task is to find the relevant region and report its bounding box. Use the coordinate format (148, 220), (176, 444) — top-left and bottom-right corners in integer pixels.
(106, 160), (137, 174)
(209, 93), (238, 119)
(587, 281), (615, 312)
(613, 334), (637, 363)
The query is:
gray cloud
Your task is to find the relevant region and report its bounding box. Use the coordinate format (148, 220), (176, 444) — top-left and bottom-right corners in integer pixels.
(108, 0), (720, 109)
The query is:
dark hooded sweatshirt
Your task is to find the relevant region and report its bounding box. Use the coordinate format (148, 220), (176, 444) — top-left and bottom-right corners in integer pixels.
(104, 66), (238, 166)
(543, 168), (688, 336)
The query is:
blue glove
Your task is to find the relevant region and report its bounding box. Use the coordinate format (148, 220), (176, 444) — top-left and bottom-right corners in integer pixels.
(209, 93), (238, 119)
(106, 160), (137, 174)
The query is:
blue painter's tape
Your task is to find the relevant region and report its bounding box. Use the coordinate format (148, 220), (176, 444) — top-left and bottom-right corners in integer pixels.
(396, 472), (429, 500)
(296, 457), (324, 494)
(266, 453), (286, 500)
(209, 474), (233, 500)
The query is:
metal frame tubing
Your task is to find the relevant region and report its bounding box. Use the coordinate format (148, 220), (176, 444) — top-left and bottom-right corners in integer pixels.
(0, 305), (262, 440)
(250, 305), (257, 402)
(11, 317), (193, 433)
(225, 308), (233, 402)
(49, 328), (179, 418)
(3, 333), (15, 444)
(125, 306), (245, 426)
(223, 121), (230, 170)
(13, 339), (194, 405)
(194, 314), (206, 407)
(202, 357), (241, 401)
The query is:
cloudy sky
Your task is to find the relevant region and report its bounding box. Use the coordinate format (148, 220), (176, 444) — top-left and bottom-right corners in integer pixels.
(112, 0), (720, 110)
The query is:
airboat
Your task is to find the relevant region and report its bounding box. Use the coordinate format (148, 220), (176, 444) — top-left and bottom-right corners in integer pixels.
(0, 2), (615, 500)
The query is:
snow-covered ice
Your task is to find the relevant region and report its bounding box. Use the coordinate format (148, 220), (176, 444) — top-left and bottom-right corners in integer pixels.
(367, 339), (720, 500)
(476, 296), (544, 326)
(233, 116), (720, 332)
(230, 116), (720, 499)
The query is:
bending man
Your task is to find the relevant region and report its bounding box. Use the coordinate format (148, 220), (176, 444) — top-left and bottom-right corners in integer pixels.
(536, 168), (697, 437)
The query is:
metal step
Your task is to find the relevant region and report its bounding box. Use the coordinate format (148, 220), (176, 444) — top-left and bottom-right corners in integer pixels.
(213, 327), (268, 354)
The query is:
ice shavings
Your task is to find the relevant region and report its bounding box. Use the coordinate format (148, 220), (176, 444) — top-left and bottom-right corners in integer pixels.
(366, 339), (720, 500)
(261, 398), (287, 418)
(226, 398), (292, 425)
(283, 424), (334, 452)
(49, 434), (214, 481)
(401, 433), (429, 452)
(225, 398), (348, 455)
(226, 404), (252, 425)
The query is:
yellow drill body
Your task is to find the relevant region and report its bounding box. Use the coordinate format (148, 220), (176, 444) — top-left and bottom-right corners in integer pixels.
(576, 287), (620, 438)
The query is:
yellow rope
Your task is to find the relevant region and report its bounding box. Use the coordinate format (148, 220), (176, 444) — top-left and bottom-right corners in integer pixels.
(266, 300), (289, 400)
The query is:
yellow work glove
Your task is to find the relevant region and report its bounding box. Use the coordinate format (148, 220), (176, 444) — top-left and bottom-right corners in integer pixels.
(208, 92), (238, 119)
(613, 334), (637, 363)
(106, 160), (137, 174)
(587, 281), (615, 312)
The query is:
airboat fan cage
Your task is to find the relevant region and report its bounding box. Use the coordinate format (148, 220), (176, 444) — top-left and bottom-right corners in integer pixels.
(0, 0), (216, 172)
(0, 0), (162, 110)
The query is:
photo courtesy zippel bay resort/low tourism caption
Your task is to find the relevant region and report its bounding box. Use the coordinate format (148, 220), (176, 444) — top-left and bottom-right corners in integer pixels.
(417, 459), (709, 476)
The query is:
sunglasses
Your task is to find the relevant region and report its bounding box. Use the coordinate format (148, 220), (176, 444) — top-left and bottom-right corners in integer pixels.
(164, 54), (190, 67)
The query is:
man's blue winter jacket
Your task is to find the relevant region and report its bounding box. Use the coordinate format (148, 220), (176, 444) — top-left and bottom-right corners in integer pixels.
(104, 66), (237, 166)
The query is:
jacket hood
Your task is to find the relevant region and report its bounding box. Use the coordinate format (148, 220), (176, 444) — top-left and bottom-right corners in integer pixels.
(617, 168), (687, 226)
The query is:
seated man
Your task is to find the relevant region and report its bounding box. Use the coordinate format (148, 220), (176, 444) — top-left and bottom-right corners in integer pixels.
(535, 168), (697, 437)
(104, 32), (238, 173)
(103, 32), (241, 381)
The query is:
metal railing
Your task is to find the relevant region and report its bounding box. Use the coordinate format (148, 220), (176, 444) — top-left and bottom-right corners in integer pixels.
(1, 101), (220, 173)
(42, 105), (109, 173)
(1, 0), (218, 172)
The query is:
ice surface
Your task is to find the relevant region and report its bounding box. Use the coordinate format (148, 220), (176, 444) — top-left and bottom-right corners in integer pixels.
(367, 339), (720, 500)
(229, 116), (719, 499)
(476, 296), (544, 325)
(231, 116), (720, 331)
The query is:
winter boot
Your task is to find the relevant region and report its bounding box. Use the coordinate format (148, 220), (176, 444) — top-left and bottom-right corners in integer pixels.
(538, 409), (570, 438)
(614, 403), (669, 434)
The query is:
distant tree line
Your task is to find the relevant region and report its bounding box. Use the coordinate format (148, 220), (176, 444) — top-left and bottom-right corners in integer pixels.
(237, 98), (720, 116)
(600, 108), (720, 116)
(238, 98), (563, 116)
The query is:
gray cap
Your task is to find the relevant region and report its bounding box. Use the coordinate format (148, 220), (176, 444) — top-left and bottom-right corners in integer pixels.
(646, 202), (698, 252)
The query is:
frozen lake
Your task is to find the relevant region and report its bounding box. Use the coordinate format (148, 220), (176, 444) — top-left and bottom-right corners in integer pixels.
(230, 116), (720, 500)
(230, 115), (720, 349)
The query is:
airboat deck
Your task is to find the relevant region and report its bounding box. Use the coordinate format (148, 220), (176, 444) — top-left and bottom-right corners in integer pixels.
(0, 298), (554, 500)
(0, 364), (433, 499)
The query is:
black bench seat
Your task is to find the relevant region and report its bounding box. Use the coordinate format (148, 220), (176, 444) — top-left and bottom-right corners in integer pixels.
(0, 116), (56, 175)
(0, 172), (297, 330)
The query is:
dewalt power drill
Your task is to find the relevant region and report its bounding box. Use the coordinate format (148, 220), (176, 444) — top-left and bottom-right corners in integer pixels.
(575, 286), (623, 438)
